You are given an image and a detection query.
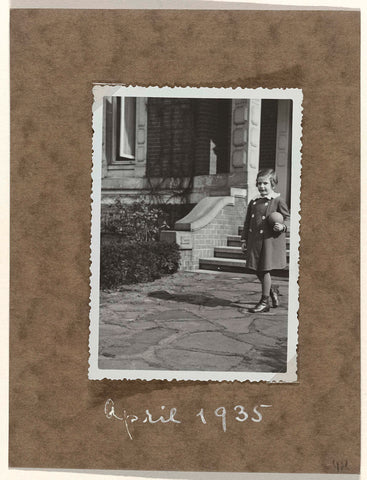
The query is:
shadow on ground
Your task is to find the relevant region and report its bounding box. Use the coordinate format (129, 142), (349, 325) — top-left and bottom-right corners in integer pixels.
(148, 290), (237, 308)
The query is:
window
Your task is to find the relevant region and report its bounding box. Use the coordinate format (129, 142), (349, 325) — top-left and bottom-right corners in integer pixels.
(103, 96), (137, 167)
(117, 97), (136, 160)
(146, 98), (231, 178)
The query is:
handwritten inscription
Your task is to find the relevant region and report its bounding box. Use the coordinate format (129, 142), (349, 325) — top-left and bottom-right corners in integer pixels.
(104, 399), (272, 440)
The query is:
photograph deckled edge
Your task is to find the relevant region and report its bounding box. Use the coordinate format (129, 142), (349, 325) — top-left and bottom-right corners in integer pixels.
(88, 85), (303, 383)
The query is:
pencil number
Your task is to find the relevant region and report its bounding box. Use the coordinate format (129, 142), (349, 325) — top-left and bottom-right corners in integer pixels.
(332, 459), (348, 473)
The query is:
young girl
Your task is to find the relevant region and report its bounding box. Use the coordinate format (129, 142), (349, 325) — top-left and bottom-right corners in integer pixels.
(241, 169), (290, 313)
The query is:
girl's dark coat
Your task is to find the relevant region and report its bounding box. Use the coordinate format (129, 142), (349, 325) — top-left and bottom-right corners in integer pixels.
(241, 196), (290, 271)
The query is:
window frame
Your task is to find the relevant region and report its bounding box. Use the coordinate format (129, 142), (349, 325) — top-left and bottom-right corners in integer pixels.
(103, 96), (137, 171)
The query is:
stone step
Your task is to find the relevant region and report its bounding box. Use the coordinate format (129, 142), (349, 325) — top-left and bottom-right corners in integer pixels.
(227, 235), (242, 247)
(199, 257), (248, 272)
(227, 234), (290, 249)
(215, 245), (290, 260)
(199, 257), (289, 277)
(214, 246), (245, 260)
(238, 226), (290, 239)
(227, 235), (289, 257)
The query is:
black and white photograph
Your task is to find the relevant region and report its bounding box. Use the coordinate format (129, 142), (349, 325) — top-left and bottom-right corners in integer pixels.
(89, 86), (302, 382)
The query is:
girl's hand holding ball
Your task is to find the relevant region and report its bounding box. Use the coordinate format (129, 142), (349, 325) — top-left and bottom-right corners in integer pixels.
(267, 212), (285, 233)
(273, 222), (284, 232)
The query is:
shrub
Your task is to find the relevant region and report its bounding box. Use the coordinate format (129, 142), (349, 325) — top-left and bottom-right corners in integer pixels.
(101, 198), (169, 242)
(100, 239), (180, 289)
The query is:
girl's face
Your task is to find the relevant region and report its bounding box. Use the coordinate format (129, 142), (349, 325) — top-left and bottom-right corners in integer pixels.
(256, 176), (273, 197)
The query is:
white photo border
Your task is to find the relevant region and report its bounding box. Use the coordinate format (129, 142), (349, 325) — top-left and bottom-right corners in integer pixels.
(89, 85), (303, 382)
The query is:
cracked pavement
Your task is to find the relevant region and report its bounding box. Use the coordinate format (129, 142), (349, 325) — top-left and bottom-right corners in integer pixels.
(99, 271), (289, 372)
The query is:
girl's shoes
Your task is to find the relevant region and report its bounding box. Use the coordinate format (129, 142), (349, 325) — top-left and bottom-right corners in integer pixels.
(270, 286), (280, 308)
(249, 296), (270, 313)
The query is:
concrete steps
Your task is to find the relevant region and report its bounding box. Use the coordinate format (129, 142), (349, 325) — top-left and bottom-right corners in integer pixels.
(198, 226), (289, 277)
(214, 245), (290, 261)
(227, 234), (290, 247)
(227, 235), (242, 247)
(199, 256), (289, 277)
(214, 246), (245, 260)
(199, 257), (248, 273)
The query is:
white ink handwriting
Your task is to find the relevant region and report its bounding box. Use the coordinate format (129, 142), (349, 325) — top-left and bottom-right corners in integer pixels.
(104, 400), (272, 439)
(104, 400), (181, 440)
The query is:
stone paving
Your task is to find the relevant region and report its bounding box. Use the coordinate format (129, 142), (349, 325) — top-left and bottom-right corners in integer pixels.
(99, 271), (289, 372)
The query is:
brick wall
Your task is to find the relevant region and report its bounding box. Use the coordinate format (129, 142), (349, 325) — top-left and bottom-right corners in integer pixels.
(259, 99), (278, 170)
(147, 98), (194, 178)
(146, 98), (231, 179)
(178, 195), (246, 271)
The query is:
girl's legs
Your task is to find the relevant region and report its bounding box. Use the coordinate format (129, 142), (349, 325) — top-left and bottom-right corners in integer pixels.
(250, 271), (271, 313)
(262, 271), (271, 297)
(256, 271), (271, 297)
(258, 271), (280, 308)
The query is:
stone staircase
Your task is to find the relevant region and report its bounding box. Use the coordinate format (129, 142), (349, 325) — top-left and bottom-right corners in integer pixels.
(199, 227), (290, 277)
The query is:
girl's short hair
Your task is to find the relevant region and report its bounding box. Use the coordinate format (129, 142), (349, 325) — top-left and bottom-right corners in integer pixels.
(256, 169), (278, 188)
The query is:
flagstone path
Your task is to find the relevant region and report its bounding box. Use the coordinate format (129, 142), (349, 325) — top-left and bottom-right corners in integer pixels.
(99, 271), (289, 373)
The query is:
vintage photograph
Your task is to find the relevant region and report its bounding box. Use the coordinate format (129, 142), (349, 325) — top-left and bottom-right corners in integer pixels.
(89, 86), (302, 382)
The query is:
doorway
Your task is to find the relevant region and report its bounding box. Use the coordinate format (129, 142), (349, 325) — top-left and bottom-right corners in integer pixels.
(259, 99), (292, 206)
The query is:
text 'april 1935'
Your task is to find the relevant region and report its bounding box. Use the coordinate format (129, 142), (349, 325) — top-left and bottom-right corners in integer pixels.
(104, 399), (272, 440)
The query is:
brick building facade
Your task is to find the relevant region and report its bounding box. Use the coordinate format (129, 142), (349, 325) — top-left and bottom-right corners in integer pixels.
(99, 94), (293, 270)
(101, 96), (292, 204)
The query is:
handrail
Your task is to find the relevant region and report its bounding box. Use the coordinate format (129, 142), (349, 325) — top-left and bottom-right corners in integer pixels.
(174, 196), (235, 232)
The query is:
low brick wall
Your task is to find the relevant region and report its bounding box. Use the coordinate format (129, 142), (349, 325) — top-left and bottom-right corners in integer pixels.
(188, 200), (245, 270)
(161, 193), (246, 271)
